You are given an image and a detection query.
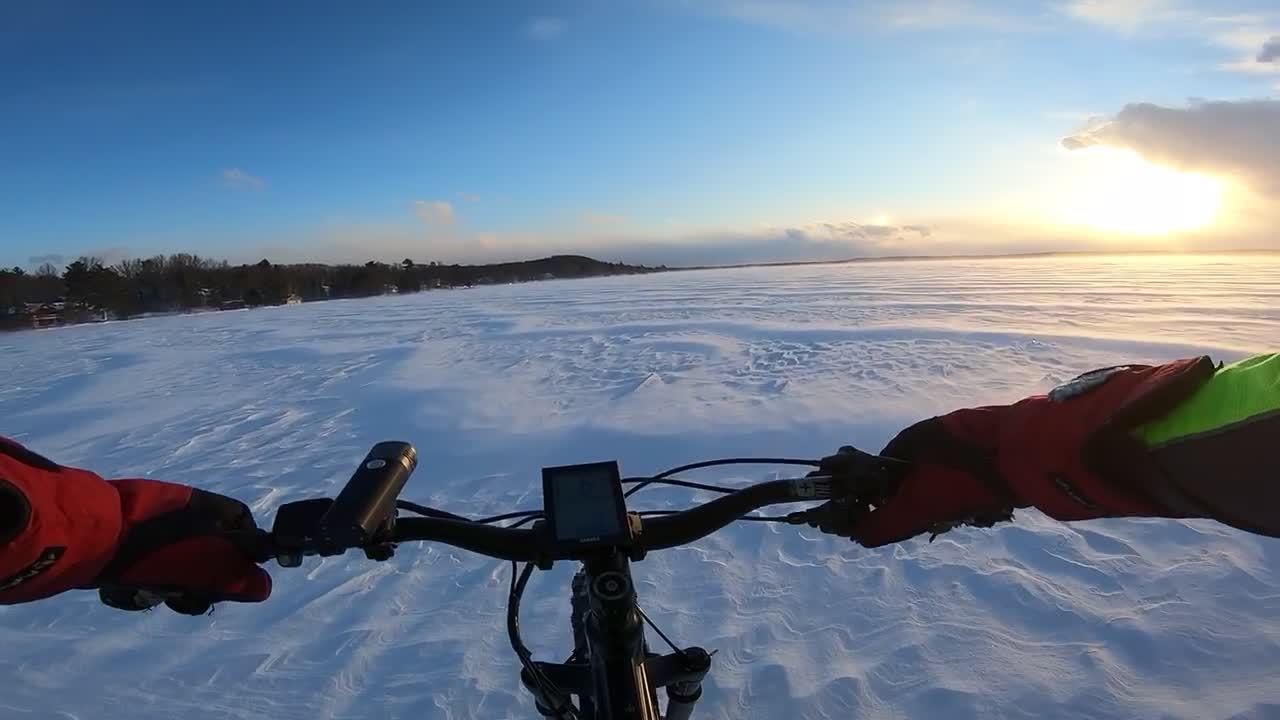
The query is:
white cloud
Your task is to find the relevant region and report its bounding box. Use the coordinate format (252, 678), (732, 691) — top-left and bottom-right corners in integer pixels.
(689, 0), (1035, 34)
(526, 17), (565, 40)
(1219, 59), (1280, 75)
(413, 200), (456, 225)
(1061, 0), (1189, 32)
(579, 212), (626, 229)
(879, 0), (1039, 31)
(221, 168), (265, 191)
(456, 191), (481, 203)
(1062, 99), (1280, 197)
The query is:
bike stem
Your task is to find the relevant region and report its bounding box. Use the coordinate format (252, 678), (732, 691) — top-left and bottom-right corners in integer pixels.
(583, 551), (659, 720)
(522, 549), (714, 720)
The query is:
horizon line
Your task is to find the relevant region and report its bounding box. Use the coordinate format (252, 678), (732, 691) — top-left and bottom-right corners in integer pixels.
(19, 246), (1280, 274)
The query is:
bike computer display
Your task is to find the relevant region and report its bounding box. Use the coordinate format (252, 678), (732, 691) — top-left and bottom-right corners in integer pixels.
(541, 461), (630, 550)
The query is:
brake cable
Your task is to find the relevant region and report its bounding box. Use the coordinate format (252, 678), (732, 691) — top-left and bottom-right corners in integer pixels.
(623, 477), (736, 494)
(635, 509), (793, 523)
(635, 605), (685, 657)
(505, 514), (579, 719)
(395, 500), (469, 521)
(476, 509), (542, 525)
(624, 457), (820, 498)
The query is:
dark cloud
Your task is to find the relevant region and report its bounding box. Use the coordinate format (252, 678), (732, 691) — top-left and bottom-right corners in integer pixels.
(598, 221), (940, 267)
(816, 221), (933, 242)
(72, 247), (133, 266)
(1258, 36), (1280, 63)
(603, 232), (866, 267)
(1060, 135), (1088, 151)
(1062, 99), (1280, 196)
(820, 222), (895, 240)
(28, 253), (66, 267)
(19, 249), (131, 269)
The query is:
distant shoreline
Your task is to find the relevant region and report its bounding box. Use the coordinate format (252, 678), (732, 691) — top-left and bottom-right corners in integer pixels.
(681, 247), (1280, 271)
(6, 248), (1275, 333)
(2, 254), (658, 333)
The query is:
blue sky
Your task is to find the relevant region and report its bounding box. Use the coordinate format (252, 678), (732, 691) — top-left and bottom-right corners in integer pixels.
(3, 1), (1278, 268)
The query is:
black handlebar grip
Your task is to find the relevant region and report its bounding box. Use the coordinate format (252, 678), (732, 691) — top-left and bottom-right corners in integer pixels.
(319, 441), (418, 549)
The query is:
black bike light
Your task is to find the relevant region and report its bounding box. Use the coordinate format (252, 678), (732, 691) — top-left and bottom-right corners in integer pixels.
(319, 441), (417, 549)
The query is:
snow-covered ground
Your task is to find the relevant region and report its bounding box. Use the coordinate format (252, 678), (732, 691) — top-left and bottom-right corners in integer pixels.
(3, 254), (1279, 720)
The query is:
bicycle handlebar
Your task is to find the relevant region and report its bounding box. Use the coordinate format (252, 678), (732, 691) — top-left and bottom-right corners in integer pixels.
(256, 477), (830, 567)
(248, 444), (908, 569)
(237, 447), (901, 720)
(388, 517), (543, 562)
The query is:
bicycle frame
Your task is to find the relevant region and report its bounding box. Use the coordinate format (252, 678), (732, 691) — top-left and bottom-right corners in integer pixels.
(520, 551), (712, 720)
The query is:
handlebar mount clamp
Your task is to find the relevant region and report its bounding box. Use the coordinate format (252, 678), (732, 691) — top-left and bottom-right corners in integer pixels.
(267, 441), (417, 566)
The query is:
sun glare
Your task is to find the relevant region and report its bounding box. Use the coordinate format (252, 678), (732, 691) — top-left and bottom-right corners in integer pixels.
(1060, 147), (1223, 235)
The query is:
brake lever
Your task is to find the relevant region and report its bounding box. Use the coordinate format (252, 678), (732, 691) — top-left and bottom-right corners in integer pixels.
(220, 528), (279, 565)
(815, 446), (910, 499)
(784, 447), (912, 527)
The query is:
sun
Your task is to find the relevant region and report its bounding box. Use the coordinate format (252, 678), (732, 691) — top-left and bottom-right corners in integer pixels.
(1059, 147), (1223, 235)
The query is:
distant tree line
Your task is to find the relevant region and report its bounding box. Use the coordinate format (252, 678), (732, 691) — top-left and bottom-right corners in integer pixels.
(0, 254), (662, 331)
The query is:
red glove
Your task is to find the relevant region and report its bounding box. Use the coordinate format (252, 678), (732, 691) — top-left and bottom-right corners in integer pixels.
(0, 437), (271, 615)
(804, 357), (1217, 547)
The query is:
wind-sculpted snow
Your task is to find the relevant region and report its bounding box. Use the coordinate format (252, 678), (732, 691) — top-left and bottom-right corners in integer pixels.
(2, 254), (1278, 719)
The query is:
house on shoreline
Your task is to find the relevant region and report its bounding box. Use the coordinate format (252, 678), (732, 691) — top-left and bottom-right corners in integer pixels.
(11, 301), (112, 330)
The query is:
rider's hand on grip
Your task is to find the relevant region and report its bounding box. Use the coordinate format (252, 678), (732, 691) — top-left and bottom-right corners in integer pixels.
(818, 358), (1221, 546)
(0, 437), (270, 613)
(800, 415), (1015, 548)
(794, 446), (882, 537)
(96, 482), (272, 615)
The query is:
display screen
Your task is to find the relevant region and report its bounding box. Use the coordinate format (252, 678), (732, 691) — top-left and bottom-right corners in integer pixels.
(545, 463), (625, 543)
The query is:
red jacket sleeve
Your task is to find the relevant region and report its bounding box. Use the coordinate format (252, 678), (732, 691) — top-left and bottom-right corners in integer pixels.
(0, 437), (124, 603)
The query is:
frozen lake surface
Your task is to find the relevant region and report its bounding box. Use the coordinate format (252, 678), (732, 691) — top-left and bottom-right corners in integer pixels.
(3, 254), (1279, 719)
